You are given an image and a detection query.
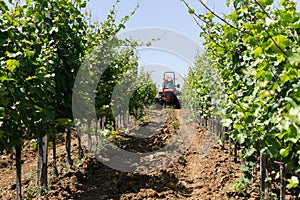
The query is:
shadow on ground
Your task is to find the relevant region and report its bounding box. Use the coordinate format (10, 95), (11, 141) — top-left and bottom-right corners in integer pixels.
(70, 157), (192, 200)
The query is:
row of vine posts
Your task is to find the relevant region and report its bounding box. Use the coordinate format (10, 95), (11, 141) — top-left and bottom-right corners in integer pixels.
(196, 115), (289, 199)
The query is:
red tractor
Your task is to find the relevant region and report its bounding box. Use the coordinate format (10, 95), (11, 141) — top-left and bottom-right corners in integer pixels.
(156, 71), (181, 109)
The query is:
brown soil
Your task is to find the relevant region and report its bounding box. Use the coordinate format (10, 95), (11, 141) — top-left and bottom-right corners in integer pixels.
(0, 109), (263, 200)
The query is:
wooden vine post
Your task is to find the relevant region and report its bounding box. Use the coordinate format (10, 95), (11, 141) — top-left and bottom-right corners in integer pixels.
(280, 163), (286, 200)
(38, 134), (49, 189)
(260, 151), (270, 199)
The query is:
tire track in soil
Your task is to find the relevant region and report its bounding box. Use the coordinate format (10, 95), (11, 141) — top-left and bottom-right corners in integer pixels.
(172, 109), (261, 200)
(70, 108), (194, 200)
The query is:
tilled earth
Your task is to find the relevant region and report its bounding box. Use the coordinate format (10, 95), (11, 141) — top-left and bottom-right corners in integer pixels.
(0, 108), (262, 200)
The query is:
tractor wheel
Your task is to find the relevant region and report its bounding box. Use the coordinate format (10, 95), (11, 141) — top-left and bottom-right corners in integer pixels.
(173, 94), (181, 109)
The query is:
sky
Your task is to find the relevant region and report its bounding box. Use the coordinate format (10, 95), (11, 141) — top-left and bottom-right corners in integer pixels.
(87, 0), (231, 46)
(86, 0), (233, 85)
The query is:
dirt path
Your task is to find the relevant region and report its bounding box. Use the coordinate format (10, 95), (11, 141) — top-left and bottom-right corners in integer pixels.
(0, 108), (261, 200)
